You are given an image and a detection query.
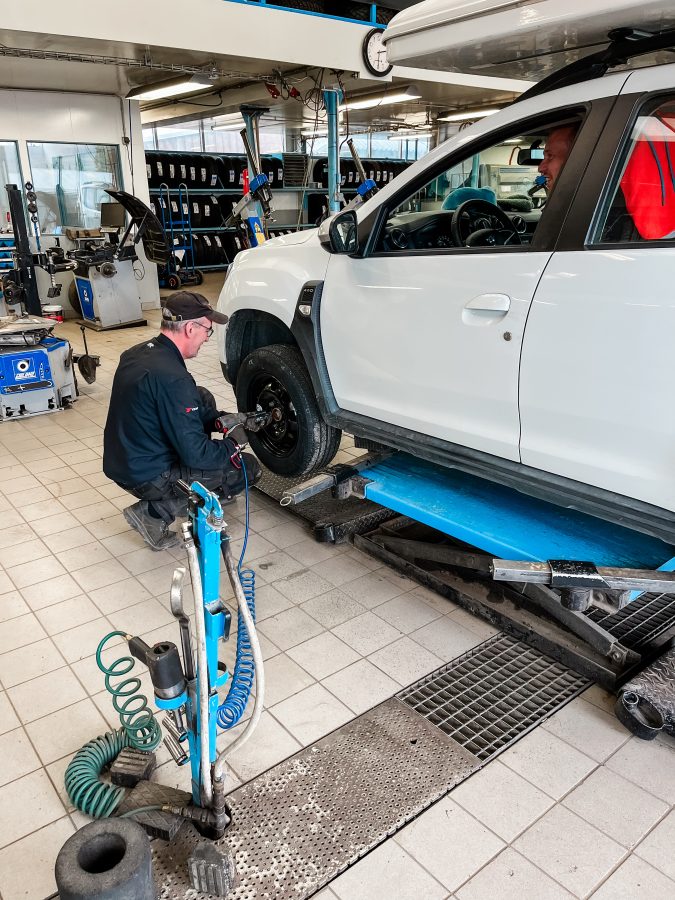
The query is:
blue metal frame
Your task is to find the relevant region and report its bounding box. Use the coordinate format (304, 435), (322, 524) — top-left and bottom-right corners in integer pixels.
(362, 453), (675, 575)
(187, 482), (231, 806)
(222, 0), (384, 27)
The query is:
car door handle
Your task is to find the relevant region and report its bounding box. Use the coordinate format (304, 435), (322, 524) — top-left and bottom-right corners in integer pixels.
(464, 293), (511, 313)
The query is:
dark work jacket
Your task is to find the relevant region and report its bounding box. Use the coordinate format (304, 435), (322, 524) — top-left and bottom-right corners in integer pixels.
(103, 333), (230, 486)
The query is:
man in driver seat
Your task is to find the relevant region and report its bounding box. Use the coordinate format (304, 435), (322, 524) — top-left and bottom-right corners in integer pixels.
(538, 124), (579, 192)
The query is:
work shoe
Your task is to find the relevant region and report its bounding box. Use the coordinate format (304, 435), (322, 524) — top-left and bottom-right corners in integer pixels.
(123, 501), (181, 551)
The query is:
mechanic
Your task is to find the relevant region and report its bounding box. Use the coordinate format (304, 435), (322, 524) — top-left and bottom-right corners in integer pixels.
(103, 291), (262, 551)
(538, 124), (579, 191)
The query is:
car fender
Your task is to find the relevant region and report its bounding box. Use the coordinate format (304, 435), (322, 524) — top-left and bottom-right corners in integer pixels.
(215, 229), (331, 378)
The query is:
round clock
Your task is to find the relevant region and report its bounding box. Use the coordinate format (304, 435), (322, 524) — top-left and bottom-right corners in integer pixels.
(362, 28), (393, 77)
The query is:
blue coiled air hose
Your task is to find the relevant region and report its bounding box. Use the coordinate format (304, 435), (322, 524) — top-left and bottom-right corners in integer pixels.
(216, 461), (257, 730)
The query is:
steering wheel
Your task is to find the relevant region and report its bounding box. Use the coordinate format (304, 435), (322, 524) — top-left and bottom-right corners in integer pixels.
(450, 198), (521, 247)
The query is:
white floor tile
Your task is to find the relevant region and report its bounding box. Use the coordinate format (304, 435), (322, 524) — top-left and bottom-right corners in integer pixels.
(300, 588), (366, 628)
(0, 816), (75, 900)
(543, 698), (630, 762)
(514, 805), (626, 897)
(452, 759), (554, 842)
(0, 726), (41, 786)
(589, 855), (675, 899)
(605, 737), (675, 803)
(374, 593), (442, 633)
(25, 698), (109, 766)
(8, 666), (86, 724)
(0, 638), (65, 688)
(456, 848), (574, 900)
(340, 571), (410, 608)
(0, 590), (30, 622)
(396, 797), (505, 892)
(368, 635), (443, 685)
(322, 659), (399, 714)
(0, 691), (21, 735)
(257, 606), (324, 651)
(226, 711), (302, 783)
(287, 632), (359, 680)
(563, 766), (668, 848)
(259, 653), (315, 707)
(332, 611), (403, 656)
(35, 595), (100, 636)
(331, 838), (447, 900)
(500, 724), (597, 800)
(20, 572), (83, 610)
(270, 683), (352, 745)
(0, 770), (66, 849)
(52, 618), (114, 663)
(275, 568), (334, 604)
(411, 616), (482, 660)
(634, 808), (675, 881)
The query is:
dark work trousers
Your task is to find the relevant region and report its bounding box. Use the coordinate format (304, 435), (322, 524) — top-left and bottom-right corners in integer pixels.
(121, 387), (259, 524)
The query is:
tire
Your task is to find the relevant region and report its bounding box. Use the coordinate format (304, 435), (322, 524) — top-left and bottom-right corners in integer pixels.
(236, 344), (341, 477)
(68, 279), (82, 315)
(167, 273), (181, 290)
(194, 269), (204, 286)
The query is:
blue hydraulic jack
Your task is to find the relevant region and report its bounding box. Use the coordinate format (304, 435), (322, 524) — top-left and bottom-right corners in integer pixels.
(282, 451), (675, 689)
(64, 478), (265, 896)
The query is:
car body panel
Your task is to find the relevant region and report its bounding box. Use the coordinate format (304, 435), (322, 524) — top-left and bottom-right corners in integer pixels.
(320, 249), (552, 461)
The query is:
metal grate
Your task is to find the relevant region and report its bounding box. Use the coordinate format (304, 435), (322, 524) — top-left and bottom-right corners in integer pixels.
(589, 592), (675, 650)
(152, 700), (478, 899)
(399, 634), (587, 761)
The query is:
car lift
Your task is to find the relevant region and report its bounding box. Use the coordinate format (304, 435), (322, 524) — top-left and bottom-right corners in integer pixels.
(280, 451), (675, 691)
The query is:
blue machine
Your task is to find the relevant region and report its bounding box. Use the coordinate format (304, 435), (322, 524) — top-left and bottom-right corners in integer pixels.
(0, 329), (77, 420)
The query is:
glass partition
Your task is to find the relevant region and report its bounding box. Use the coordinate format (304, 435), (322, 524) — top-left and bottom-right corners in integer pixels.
(27, 142), (122, 232)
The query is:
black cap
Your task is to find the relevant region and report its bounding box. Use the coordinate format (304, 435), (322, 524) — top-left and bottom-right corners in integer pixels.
(161, 291), (228, 325)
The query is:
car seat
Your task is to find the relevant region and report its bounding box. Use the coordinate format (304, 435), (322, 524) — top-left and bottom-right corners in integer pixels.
(619, 113), (675, 240)
(441, 186), (497, 211)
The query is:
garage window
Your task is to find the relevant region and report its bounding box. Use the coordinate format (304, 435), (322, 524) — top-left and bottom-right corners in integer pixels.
(596, 99), (675, 243)
(27, 142), (122, 233)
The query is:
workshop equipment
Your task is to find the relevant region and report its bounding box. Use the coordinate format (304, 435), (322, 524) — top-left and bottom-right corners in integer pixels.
(346, 138), (378, 206)
(615, 643), (675, 739)
(65, 453), (265, 896)
(156, 182), (204, 290)
(0, 183), (80, 419)
(226, 125), (273, 249)
(69, 189), (169, 330)
(282, 451), (675, 686)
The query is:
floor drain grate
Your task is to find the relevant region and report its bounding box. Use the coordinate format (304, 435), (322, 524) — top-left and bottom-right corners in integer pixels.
(589, 592), (675, 650)
(398, 634), (587, 761)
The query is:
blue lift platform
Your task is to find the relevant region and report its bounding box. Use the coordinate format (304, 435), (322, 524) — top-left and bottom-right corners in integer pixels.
(278, 452), (675, 688)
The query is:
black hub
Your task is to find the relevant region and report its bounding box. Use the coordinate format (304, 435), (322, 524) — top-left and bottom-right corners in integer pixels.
(248, 374), (298, 458)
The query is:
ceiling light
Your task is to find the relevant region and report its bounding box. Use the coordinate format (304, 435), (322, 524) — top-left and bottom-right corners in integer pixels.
(388, 130), (431, 142)
(437, 107), (500, 123)
(340, 85), (421, 112)
(212, 113), (247, 132)
(128, 72), (215, 102)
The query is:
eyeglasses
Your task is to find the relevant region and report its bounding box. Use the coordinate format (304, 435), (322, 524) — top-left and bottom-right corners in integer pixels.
(190, 321), (214, 338)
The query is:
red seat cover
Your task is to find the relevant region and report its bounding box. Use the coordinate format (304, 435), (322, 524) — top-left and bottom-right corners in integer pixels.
(620, 114), (675, 240)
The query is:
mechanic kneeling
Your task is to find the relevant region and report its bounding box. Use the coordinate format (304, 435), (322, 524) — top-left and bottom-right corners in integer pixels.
(103, 291), (262, 551)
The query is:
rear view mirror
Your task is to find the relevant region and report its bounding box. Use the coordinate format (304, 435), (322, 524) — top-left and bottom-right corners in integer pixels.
(517, 145), (544, 166)
(318, 209), (359, 254)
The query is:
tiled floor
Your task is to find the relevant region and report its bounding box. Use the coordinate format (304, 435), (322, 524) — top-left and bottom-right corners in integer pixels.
(0, 277), (673, 898)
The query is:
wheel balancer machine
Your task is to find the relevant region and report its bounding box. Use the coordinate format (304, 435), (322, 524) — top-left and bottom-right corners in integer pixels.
(64, 475), (265, 896)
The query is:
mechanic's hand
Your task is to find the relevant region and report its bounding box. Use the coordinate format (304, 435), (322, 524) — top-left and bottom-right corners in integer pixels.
(214, 412), (247, 434)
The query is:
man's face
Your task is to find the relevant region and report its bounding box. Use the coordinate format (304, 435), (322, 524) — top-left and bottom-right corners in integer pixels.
(183, 316), (213, 358)
(538, 127), (576, 191)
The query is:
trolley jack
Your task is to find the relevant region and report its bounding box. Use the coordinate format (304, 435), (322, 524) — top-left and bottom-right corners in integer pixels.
(65, 478), (264, 896)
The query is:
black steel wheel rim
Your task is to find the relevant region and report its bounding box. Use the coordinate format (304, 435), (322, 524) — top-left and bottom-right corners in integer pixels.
(248, 374), (298, 457)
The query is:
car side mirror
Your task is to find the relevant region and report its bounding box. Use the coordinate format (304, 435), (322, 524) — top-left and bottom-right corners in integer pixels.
(318, 210), (359, 254)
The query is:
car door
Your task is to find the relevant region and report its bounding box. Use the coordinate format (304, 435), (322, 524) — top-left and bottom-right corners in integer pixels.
(519, 66), (675, 511)
(319, 106), (599, 462)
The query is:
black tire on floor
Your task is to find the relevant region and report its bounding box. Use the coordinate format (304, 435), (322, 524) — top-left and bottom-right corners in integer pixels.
(55, 818), (154, 900)
(194, 269), (204, 286)
(236, 343), (341, 477)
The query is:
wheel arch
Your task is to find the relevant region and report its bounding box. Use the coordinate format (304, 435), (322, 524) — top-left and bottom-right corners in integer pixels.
(224, 309), (297, 385)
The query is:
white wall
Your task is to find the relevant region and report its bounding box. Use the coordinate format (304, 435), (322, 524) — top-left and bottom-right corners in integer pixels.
(0, 89), (159, 310)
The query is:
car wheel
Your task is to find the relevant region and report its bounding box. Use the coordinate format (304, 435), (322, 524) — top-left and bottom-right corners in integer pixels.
(236, 344), (341, 477)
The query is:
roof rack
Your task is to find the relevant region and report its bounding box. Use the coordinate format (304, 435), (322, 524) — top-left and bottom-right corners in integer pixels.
(516, 27), (675, 104)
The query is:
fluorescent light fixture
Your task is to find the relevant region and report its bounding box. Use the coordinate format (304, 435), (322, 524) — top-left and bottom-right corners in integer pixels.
(340, 85), (421, 112)
(389, 130), (431, 142)
(212, 113), (246, 132)
(437, 107), (500, 123)
(128, 73), (214, 102)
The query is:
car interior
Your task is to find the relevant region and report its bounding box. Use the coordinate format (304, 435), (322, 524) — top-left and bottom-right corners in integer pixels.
(378, 125), (572, 252)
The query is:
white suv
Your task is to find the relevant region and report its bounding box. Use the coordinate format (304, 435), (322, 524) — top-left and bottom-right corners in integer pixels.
(217, 45), (675, 544)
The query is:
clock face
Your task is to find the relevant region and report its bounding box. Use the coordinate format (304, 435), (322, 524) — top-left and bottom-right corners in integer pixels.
(363, 29), (393, 77)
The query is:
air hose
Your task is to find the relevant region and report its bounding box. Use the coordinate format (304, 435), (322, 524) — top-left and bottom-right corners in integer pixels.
(65, 633), (163, 817)
(217, 463), (257, 730)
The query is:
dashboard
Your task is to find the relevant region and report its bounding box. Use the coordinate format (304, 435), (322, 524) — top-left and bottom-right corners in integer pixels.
(381, 207), (541, 252)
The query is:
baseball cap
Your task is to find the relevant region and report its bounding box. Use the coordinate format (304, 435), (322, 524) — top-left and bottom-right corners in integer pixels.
(161, 291), (228, 325)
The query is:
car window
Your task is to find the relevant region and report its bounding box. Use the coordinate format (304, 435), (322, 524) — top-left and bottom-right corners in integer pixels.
(595, 99), (675, 244)
(376, 118), (581, 253)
